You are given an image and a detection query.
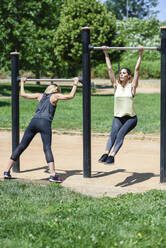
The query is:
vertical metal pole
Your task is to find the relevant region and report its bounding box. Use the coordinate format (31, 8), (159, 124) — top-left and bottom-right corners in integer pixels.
(82, 27), (91, 177)
(10, 52), (20, 172)
(160, 27), (166, 183)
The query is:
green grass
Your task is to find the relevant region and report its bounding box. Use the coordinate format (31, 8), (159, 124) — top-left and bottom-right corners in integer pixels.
(0, 83), (160, 133)
(0, 84), (162, 247)
(0, 181), (166, 247)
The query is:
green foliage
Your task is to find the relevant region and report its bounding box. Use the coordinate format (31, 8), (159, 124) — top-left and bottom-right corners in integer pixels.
(104, 0), (159, 20)
(92, 18), (162, 79)
(92, 17), (162, 79)
(91, 63), (109, 78)
(0, 1), (162, 80)
(0, 84), (160, 133)
(0, 0), (63, 77)
(53, 0), (124, 76)
(117, 18), (162, 78)
(119, 59), (160, 79)
(1, 182), (166, 247)
(116, 18), (161, 61)
(94, 59), (160, 79)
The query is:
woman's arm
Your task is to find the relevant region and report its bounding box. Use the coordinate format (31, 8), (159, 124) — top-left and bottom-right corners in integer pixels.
(132, 47), (144, 94)
(54, 77), (79, 101)
(20, 77), (42, 100)
(102, 46), (116, 88)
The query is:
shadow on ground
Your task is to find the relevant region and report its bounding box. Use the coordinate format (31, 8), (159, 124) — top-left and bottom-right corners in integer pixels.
(115, 172), (159, 187)
(14, 165), (160, 188)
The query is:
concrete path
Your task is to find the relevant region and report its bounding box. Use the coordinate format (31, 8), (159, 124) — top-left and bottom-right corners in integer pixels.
(1, 131), (166, 198)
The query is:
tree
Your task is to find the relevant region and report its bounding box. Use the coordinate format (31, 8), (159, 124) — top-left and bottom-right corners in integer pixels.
(116, 18), (161, 60)
(115, 17), (161, 79)
(53, 0), (124, 76)
(0, 0), (63, 77)
(103, 0), (159, 20)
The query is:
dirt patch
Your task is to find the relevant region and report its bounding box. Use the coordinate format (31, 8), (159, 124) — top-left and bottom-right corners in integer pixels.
(1, 131), (166, 198)
(0, 79), (163, 197)
(93, 79), (160, 95)
(0, 79), (160, 97)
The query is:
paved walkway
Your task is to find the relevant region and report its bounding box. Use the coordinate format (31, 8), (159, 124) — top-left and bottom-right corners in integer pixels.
(0, 79), (160, 95)
(0, 131), (166, 198)
(0, 79), (163, 197)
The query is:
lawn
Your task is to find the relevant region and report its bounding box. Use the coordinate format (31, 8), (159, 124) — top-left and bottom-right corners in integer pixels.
(0, 83), (163, 248)
(0, 83), (160, 134)
(0, 181), (166, 248)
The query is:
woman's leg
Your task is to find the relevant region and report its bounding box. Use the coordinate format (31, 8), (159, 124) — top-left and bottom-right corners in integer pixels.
(99, 117), (122, 163)
(39, 120), (56, 174)
(4, 120), (37, 175)
(112, 116), (137, 155)
(10, 126), (36, 162)
(39, 120), (63, 182)
(40, 125), (63, 182)
(105, 117), (123, 154)
(40, 126), (54, 167)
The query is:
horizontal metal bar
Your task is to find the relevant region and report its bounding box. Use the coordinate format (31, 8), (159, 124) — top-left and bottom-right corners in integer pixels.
(26, 78), (74, 82)
(17, 77), (83, 84)
(89, 45), (160, 51)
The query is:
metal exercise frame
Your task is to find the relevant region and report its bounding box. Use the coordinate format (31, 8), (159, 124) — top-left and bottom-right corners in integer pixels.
(82, 26), (166, 183)
(89, 45), (159, 51)
(18, 78), (83, 83)
(10, 59), (83, 172)
(10, 27), (166, 181)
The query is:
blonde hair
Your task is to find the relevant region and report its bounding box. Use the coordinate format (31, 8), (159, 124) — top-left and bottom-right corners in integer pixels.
(44, 84), (61, 94)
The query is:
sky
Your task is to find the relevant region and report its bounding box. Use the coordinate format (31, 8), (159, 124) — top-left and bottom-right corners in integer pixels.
(100, 0), (166, 22)
(155, 0), (166, 22)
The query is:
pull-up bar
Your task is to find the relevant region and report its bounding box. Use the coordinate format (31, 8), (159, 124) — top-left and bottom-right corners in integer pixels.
(89, 45), (160, 51)
(17, 77), (83, 84)
(82, 26), (166, 183)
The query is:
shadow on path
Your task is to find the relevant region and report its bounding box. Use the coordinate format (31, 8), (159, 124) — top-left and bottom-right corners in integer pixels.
(39, 168), (126, 181)
(19, 166), (48, 173)
(115, 172), (159, 187)
(92, 169), (125, 178)
(9, 166), (160, 188)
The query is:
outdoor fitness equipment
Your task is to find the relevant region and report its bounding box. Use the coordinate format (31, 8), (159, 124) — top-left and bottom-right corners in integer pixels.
(10, 54), (84, 173)
(82, 26), (166, 183)
(17, 77), (84, 84)
(89, 45), (159, 51)
(10, 26), (166, 183)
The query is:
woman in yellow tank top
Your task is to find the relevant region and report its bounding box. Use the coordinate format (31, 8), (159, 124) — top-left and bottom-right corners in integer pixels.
(99, 46), (144, 164)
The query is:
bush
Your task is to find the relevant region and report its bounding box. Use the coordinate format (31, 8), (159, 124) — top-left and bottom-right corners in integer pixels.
(92, 58), (160, 79)
(116, 18), (161, 61)
(119, 58), (160, 79)
(91, 64), (108, 78)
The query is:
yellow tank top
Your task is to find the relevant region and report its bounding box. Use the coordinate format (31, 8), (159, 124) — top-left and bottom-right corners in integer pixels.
(114, 83), (136, 117)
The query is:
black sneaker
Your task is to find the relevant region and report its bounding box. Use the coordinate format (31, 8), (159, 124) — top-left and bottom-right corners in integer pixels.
(98, 153), (108, 163)
(49, 174), (63, 183)
(105, 155), (114, 164)
(4, 171), (12, 179)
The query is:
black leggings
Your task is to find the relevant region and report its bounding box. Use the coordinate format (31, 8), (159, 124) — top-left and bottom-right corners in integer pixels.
(106, 115), (137, 154)
(11, 118), (54, 163)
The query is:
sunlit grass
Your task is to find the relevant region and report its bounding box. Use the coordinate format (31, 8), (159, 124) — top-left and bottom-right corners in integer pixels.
(0, 83), (160, 133)
(0, 181), (166, 248)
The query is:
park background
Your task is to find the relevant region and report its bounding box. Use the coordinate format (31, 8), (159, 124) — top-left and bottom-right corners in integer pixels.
(0, 0), (165, 80)
(1, 1), (166, 247)
(0, 0), (165, 134)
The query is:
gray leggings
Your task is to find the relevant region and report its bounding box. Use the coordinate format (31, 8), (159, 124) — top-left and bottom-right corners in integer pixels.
(11, 118), (54, 163)
(106, 115), (137, 154)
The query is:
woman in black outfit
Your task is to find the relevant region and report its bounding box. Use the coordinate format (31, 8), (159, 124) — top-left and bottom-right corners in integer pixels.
(4, 76), (79, 182)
